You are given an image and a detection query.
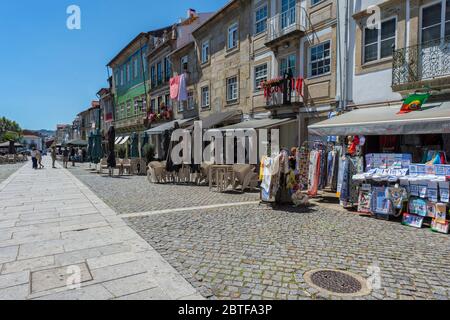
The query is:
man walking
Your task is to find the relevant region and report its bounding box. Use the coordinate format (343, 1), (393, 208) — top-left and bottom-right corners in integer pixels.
(63, 147), (69, 168)
(70, 147), (76, 167)
(51, 147), (57, 168)
(31, 147), (38, 170)
(36, 149), (44, 169)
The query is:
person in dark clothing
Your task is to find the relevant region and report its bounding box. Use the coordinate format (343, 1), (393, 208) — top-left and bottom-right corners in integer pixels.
(62, 148), (69, 168)
(82, 148), (87, 163)
(70, 147), (76, 167)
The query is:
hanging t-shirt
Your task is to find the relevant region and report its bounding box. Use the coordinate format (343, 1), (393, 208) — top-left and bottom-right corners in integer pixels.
(178, 74), (188, 102)
(170, 76), (180, 100)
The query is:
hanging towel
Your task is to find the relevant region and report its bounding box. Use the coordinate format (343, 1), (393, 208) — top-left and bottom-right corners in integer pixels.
(178, 73), (188, 102)
(170, 76), (180, 100)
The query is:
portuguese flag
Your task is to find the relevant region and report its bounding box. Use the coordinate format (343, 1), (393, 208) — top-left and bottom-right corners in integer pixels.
(398, 93), (430, 114)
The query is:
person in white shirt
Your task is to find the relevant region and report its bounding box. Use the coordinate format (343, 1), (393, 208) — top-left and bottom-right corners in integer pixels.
(31, 148), (38, 169)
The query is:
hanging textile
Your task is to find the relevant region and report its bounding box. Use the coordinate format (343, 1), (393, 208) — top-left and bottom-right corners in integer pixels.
(170, 75), (180, 100)
(308, 150), (321, 197)
(296, 146), (309, 189)
(178, 73), (188, 102)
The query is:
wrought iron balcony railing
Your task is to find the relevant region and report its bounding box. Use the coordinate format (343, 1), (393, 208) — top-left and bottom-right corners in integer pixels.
(392, 36), (450, 88)
(266, 3), (308, 45)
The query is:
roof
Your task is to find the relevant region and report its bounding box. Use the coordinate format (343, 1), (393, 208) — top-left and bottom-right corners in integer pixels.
(192, 0), (238, 35)
(107, 32), (148, 67)
(176, 12), (214, 49)
(221, 118), (296, 130)
(308, 102), (450, 136)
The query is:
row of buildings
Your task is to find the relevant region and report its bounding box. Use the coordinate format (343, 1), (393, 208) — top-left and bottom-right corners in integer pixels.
(61, 0), (450, 159)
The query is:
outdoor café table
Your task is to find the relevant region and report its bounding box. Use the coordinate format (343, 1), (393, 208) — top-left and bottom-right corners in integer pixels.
(209, 164), (236, 192)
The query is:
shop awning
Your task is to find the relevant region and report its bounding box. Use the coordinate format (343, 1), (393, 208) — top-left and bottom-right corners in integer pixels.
(308, 102), (450, 136)
(119, 136), (130, 144)
(115, 137), (123, 145)
(220, 118), (296, 130)
(199, 110), (242, 129)
(66, 139), (88, 147)
(145, 118), (196, 135)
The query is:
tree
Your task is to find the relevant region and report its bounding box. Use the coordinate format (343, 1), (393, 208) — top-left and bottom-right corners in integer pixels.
(0, 117), (22, 143)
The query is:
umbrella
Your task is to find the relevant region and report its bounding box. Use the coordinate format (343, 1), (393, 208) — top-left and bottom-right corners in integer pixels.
(8, 141), (15, 154)
(107, 126), (116, 168)
(87, 133), (94, 162)
(91, 129), (103, 164)
(130, 132), (139, 158)
(141, 132), (149, 158)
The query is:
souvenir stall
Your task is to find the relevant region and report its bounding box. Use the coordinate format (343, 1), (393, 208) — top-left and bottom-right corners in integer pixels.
(308, 94), (450, 234)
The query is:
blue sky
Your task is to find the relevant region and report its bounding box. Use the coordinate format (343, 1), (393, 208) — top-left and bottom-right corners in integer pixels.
(0, 0), (227, 130)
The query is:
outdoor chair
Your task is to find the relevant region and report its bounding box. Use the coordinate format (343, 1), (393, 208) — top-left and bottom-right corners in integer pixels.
(233, 164), (259, 193)
(147, 161), (168, 183)
(99, 158), (108, 175)
(121, 158), (132, 175)
(7, 155), (16, 164)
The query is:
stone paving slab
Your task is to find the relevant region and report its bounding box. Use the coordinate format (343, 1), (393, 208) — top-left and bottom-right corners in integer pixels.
(0, 158), (203, 300)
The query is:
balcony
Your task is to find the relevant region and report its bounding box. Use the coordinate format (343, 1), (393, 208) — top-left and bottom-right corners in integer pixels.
(392, 37), (450, 92)
(265, 4), (308, 47)
(263, 76), (304, 109)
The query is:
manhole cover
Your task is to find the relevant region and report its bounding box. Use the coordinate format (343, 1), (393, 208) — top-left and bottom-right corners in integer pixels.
(304, 269), (371, 298)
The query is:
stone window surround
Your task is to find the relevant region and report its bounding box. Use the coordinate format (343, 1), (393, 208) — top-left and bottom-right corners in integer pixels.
(307, 40), (332, 78)
(199, 80), (211, 111)
(362, 16), (398, 65)
(227, 21), (240, 52)
(254, 0), (269, 35)
(226, 75), (239, 104)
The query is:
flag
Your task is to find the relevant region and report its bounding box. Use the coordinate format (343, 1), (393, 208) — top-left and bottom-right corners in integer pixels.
(397, 93), (430, 114)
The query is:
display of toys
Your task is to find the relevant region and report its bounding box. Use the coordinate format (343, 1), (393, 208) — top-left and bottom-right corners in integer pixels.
(431, 220), (449, 234)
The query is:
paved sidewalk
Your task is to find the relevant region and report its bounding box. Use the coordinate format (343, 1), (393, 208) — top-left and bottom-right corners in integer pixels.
(0, 158), (202, 300)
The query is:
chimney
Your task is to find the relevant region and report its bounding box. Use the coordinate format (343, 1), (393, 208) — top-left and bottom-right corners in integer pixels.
(187, 8), (197, 19)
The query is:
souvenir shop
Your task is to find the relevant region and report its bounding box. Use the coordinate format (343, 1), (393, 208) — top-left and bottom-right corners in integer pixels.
(293, 99), (450, 234)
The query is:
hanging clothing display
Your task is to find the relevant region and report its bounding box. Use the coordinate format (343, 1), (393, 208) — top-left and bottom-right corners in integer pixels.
(169, 75), (180, 100)
(308, 150), (321, 197)
(178, 73), (188, 102)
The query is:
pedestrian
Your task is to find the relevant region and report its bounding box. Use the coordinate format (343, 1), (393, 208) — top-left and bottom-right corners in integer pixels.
(82, 148), (87, 162)
(78, 148), (83, 163)
(70, 147), (76, 167)
(63, 147), (69, 168)
(36, 149), (44, 169)
(31, 147), (38, 170)
(51, 147), (57, 168)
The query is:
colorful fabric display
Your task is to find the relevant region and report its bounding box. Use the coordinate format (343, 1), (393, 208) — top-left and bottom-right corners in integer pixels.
(308, 150), (321, 197)
(169, 76), (180, 100)
(358, 190), (372, 214)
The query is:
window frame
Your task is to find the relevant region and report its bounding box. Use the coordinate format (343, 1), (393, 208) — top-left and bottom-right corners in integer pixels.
(254, 3), (268, 35)
(279, 54), (297, 77)
(226, 76), (239, 102)
(201, 86), (210, 109)
(363, 16), (397, 64)
(419, 0), (450, 44)
(308, 41), (332, 78)
(227, 22), (239, 50)
(254, 63), (268, 91)
(201, 40), (210, 64)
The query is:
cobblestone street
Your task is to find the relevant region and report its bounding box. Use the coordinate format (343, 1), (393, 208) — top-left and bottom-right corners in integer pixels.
(0, 162), (25, 183)
(68, 163), (259, 214)
(66, 163), (450, 301)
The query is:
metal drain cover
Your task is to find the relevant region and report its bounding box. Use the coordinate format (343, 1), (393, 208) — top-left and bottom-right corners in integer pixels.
(304, 269), (371, 298)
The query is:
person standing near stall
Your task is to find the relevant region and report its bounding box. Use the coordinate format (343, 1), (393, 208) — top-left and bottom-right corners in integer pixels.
(51, 147), (57, 168)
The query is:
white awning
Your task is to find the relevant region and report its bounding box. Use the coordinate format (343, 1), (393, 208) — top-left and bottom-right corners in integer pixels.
(119, 136), (130, 144)
(220, 118), (296, 130)
(308, 102), (450, 136)
(145, 118), (196, 135)
(114, 137), (122, 144)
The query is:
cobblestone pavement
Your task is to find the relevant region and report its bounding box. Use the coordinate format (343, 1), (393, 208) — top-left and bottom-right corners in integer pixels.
(67, 163), (259, 214)
(0, 162), (25, 183)
(126, 204), (450, 300)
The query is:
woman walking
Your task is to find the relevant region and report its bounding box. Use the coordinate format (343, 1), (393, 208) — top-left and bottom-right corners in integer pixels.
(36, 149), (44, 169)
(31, 147), (38, 170)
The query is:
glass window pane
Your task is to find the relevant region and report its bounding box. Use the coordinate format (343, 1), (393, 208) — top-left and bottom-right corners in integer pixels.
(365, 28), (378, 45)
(364, 43), (378, 62)
(381, 19), (396, 40)
(422, 3), (442, 28)
(422, 25), (441, 42)
(381, 38), (395, 58)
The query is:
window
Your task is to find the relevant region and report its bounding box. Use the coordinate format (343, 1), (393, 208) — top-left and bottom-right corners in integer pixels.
(126, 63), (131, 82)
(228, 23), (238, 50)
(126, 101), (131, 117)
(120, 104), (125, 119)
(201, 86), (210, 108)
(115, 72), (119, 87)
(364, 18), (396, 63)
(133, 58), (138, 78)
(254, 63), (268, 90)
(165, 94), (171, 108)
(150, 99), (156, 113)
(421, 0), (450, 43)
(280, 54), (297, 77)
(120, 69), (124, 86)
(201, 41), (209, 64)
(255, 4), (268, 34)
(142, 96), (147, 112)
(157, 61), (163, 85)
(181, 55), (188, 73)
(281, 0), (296, 29)
(150, 65), (156, 87)
(187, 91), (195, 110)
(134, 98), (139, 115)
(226, 76), (238, 102)
(311, 0), (323, 6)
(157, 96), (163, 113)
(309, 41), (331, 77)
(178, 100), (184, 112)
(164, 57), (171, 81)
